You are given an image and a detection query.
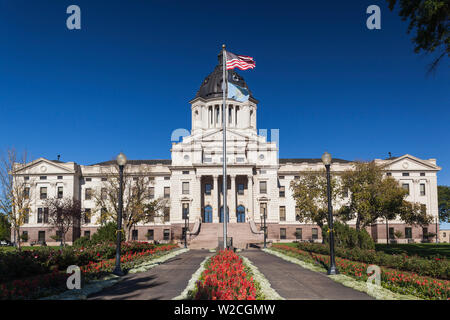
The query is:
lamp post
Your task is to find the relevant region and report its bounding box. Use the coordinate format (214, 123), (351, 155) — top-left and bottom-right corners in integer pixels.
(263, 206), (267, 249)
(113, 152), (127, 276)
(183, 204), (189, 248)
(322, 152), (338, 275)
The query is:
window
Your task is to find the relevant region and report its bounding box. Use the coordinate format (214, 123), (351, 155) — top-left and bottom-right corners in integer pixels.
(163, 229), (170, 241)
(420, 172), (425, 176)
(402, 184), (410, 195)
(84, 231), (91, 239)
(85, 178), (92, 182)
(24, 176), (29, 181)
(38, 231), (45, 243)
(389, 227), (395, 239)
(40, 187), (47, 199)
(101, 188), (107, 200)
(182, 182), (189, 195)
(279, 186), (285, 197)
(132, 230), (138, 241)
(147, 229), (154, 240)
(237, 184), (244, 195)
(164, 187), (170, 198)
(84, 208), (91, 224)
(133, 177), (139, 181)
(24, 208), (29, 224)
(280, 228), (286, 240)
(149, 187), (155, 199)
(164, 176), (170, 180)
(101, 177), (107, 181)
(236, 157), (244, 163)
(182, 203), (189, 219)
(57, 176), (63, 180)
(57, 186), (63, 199)
(312, 228), (318, 240)
(40, 176), (47, 180)
(294, 176), (300, 180)
(443, 232), (446, 238)
(422, 227), (428, 239)
(85, 188), (92, 200)
(343, 188), (349, 198)
(295, 207), (301, 221)
(21, 231), (28, 241)
(259, 181), (267, 194)
(279, 176), (285, 180)
(43, 208), (48, 223)
(38, 208), (43, 223)
(24, 187), (30, 199)
(405, 227), (412, 239)
(386, 172), (392, 176)
(296, 228), (302, 240)
(100, 208), (108, 225)
(182, 171), (189, 175)
(420, 184), (426, 196)
(203, 157), (212, 163)
(279, 206), (286, 222)
(205, 184), (212, 195)
(164, 207), (170, 222)
(402, 172), (409, 176)
(55, 231), (62, 241)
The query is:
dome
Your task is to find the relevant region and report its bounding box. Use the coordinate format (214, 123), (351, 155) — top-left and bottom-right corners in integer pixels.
(194, 52), (254, 100)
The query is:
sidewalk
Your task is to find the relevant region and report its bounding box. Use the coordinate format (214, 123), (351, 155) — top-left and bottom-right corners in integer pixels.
(88, 250), (209, 300)
(241, 249), (373, 300)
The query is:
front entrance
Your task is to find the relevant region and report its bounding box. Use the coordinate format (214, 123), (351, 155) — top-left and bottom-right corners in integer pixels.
(237, 205), (245, 223)
(203, 205), (212, 223)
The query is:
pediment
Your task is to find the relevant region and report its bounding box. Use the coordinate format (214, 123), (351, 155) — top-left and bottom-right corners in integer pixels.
(385, 154), (440, 171)
(180, 129), (261, 145)
(14, 158), (75, 175)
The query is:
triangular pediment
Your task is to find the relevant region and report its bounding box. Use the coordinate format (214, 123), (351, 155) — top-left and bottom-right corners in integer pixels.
(384, 154), (441, 171)
(180, 128), (264, 145)
(14, 158), (75, 175)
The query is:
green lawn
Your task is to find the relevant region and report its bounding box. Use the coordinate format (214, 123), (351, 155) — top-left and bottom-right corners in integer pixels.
(375, 243), (450, 259)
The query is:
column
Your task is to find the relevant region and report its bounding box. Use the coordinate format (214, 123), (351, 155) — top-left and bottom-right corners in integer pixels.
(213, 174), (219, 223)
(195, 175), (202, 222)
(230, 175), (236, 223)
(247, 175), (254, 220)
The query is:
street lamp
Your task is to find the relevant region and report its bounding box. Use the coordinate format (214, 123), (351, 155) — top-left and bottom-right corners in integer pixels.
(113, 152), (127, 276)
(183, 203), (189, 248)
(260, 205), (267, 248)
(322, 151), (338, 275)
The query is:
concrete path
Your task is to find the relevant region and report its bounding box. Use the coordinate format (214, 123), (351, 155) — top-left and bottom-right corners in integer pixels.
(88, 250), (209, 300)
(241, 249), (373, 300)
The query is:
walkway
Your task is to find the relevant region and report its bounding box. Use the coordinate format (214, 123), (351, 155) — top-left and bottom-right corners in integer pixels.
(241, 249), (373, 300)
(88, 250), (209, 300)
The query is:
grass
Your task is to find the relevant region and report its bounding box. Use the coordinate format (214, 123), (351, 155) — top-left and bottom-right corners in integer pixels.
(375, 243), (450, 259)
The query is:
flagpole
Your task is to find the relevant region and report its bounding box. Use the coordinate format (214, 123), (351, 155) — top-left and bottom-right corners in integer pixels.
(222, 44), (228, 250)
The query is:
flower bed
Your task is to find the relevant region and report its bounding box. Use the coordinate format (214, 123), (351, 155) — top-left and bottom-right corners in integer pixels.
(294, 242), (449, 280)
(272, 244), (449, 300)
(0, 243), (178, 300)
(192, 250), (263, 300)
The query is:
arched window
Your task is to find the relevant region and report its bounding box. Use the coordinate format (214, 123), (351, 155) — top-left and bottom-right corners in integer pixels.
(203, 205), (212, 223)
(237, 205), (245, 223)
(235, 106), (239, 126)
(229, 105), (233, 124)
(216, 106), (220, 125)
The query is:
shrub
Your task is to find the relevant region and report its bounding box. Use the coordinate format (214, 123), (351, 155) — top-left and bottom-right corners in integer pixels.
(73, 236), (92, 248)
(322, 221), (375, 250)
(90, 222), (123, 244)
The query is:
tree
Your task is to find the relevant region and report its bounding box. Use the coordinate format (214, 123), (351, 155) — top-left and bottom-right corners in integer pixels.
(290, 169), (340, 228)
(0, 213), (11, 241)
(93, 164), (167, 241)
(438, 185), (450, 222)
(387, 0), (449, 72)
(44, 197), (82, 246)
(340, 161), (433, 233)
(0, 148), (33, 250)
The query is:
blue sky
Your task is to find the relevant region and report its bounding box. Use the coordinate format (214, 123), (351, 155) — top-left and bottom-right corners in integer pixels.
(0, 1), (449, 226)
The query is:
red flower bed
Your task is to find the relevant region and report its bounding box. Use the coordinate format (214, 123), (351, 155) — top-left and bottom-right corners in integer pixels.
(272, 244), (450, 300)
(0, 243), (178, 300)
(194, 250), (258, 300)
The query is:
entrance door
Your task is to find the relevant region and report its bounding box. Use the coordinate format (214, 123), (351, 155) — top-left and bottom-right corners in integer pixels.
(237, 205), (245, 223)
(219, 207), (229, 223)
(203, 206), (212, 223)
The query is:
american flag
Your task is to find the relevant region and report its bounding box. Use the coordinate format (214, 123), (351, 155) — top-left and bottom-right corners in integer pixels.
(225, 51), (255, 70)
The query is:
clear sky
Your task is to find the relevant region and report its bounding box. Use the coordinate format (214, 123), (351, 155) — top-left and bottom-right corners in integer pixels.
(0, 1), (449, 226)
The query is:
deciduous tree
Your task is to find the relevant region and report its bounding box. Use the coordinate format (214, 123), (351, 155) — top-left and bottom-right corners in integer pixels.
(44, 197), (82, 246)
(438, 185), (450, 222)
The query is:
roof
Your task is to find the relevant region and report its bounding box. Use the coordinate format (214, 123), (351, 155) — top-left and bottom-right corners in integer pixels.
(194, 52), (254, 100)
(279, 158), (351, 164)
(89, 159), (172, 166)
